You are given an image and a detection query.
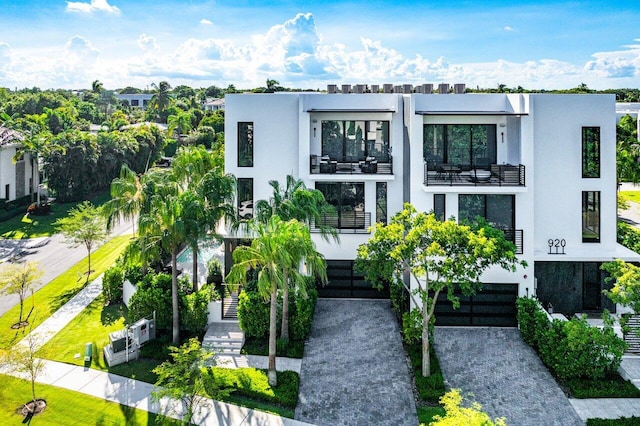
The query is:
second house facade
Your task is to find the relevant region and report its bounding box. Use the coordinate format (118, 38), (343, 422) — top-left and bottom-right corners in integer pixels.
(224, 89), (640, 326)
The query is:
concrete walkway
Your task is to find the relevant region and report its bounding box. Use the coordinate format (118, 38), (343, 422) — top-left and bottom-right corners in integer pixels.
(295, 299), (417, 426)
(434, 327), (584, 426)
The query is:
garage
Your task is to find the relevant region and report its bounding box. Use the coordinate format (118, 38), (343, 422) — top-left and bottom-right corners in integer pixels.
(316, 260), (389, 299)
(434, 283), (518, 327)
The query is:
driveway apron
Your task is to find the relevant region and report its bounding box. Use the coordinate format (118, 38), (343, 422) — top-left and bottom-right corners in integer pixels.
(295, 299), (418, 426)
(434, 327), (584, 426)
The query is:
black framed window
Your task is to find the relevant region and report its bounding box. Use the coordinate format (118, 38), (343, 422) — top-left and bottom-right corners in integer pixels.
(316, 182), (365, 229)
(582, 191), (600, 242)
(434, 194), (446, 221)
(376, 182), (387, 224)
(321, 120), (389, 162)
(237, 178), (253, 219)
(582, 127), (600, 178)
(458, 194), (514, 230)
(238, 122), (254, 167)
(424, 124), (496, 169)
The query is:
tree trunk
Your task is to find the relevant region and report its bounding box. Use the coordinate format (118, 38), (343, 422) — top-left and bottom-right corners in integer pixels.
(422, 313), (431, 377)
(280, 272), (289, 343)
(192, 245), (198, 292)
(86, 243), (92, 283)
(18, 294), (24, 325)
(171, 249), (180, 345)
(268, 285), (278, 386)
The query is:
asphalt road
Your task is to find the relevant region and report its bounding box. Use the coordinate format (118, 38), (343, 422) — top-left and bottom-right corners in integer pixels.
(0, 218), (133, 317)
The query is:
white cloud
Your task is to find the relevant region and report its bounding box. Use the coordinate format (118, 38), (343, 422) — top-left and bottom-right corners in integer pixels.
(138, 34), (159, 51)
(200, 19), (212, 25)
(504, 26), (514, 32)
(66, 0), (120, 15)
(585, 41), (640, 79)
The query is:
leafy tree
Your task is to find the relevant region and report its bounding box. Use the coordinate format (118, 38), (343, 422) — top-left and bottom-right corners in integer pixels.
(617, 114), (640, 184)
(167, 109), (194, 139)
(0, 262), (43, 328)
(430, 389), (506, 426)
(103, 164), (144, 236)
(356, 203), (524, 377)
(254, 175), (333, 341)
(152, 338), (228, 424)
(226, 216), (321, 386)
(602, 259), (640, 313)
(148, 81), (172, 123)
(54, 201), (107, 280)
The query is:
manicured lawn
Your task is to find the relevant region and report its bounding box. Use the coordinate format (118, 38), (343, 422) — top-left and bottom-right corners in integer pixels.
(564, 375), (640, 398)
(0, 191), (111, 239)
(37, 294), (162, 384)
(619, 191), (640, 204)
(0, 374), (181, 425)
(587, 418), (640, 426)
(0, 235), (130, 349)
(417, 405), (446, 424)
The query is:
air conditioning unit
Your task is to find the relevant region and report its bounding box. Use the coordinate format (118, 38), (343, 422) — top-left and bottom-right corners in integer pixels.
(383, 84), (393, 93)
(327, 84), (337, 94)
(394, 85), (402, 93)
(403, 84), (413, 93)
(454, 83), (466, 94)
(423, 84), (434, 94)
(370, 84), (380, 93)
(438, 83), (450, 94)
(354, 84), (365, 94)
(341, 84), (351, 94)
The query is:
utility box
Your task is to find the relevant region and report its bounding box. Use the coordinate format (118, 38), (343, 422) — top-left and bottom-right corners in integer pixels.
(130, 318), (155, 346)
(84, 342), (92, 362)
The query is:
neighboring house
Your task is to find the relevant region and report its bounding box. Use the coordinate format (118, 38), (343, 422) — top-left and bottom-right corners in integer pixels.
(224, 86), (640, 327)
(115, 93), (154, 110)
(0, 126), (34, 201)
(202, 98), (225, 111)
(616, 102), (640, 139)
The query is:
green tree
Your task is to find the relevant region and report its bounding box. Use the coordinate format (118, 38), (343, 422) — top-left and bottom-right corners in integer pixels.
(602, 259), (640, 313)
(0, 262), (43, 328)
(148, 81), (172, 123)
(356, 204), (524, 377)
(226, 216), (321, 385)
(54, 201), (108, 280)
(103, 164), (143, 236)
(617, 114), (640, 184)
(167, 109), (194, 139)
(254, 175), (333, 341)
(429, 389), (506, 426)
(152, 338), (227, 424)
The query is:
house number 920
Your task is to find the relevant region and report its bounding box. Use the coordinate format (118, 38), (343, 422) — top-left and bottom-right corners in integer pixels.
(547, 239), (566, 255)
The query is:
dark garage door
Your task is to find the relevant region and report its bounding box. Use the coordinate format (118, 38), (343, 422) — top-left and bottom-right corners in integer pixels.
(434, 283), (518, 327)
(317, 260), (389, 299)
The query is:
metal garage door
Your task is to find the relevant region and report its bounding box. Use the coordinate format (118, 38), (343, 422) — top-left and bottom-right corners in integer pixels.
(317, 260), (390, 299)
(434, 283), (518, 327)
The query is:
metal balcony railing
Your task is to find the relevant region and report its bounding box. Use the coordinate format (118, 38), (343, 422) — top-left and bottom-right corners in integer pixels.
(423, 163), (525, 186)
(503, 229), (524, 254)
(310, 155), (392, 175)
(310, 211), (372, 234)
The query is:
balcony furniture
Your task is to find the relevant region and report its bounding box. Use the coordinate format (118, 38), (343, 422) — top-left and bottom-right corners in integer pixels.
(436, 164), (461, 181)
(359, 156), (378, 173)
(469, 169), (492, 183)
(319, 156), (337, 174)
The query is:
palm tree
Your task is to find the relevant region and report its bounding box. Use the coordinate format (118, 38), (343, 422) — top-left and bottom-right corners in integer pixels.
(103, 164), (143, 235)
(91, 80), (103, 94)
(150, 81), (172, 123)
(254, 175), (336, 342)
(226, 216), (322, 386)
(167, 110), (194, 139)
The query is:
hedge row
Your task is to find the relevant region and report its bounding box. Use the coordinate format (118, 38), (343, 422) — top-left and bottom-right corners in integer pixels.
(516, 297), (626, 380)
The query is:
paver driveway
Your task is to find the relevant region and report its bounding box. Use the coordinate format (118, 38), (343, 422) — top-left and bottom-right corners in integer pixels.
(295, 299), (418, 426)
(434, 327), (584, 426)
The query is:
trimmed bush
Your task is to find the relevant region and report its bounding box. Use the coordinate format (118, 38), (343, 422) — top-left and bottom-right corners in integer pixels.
(180, 286), (212, 333)
(289, 281), (318, 341)
(237, 290), (270, 338)
(103, 264), (125, 303)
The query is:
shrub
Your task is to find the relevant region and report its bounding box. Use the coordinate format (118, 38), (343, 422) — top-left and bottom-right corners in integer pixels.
(389, 280), (408, 320)
(103, 264), (125, 303)
(430, 389), (506, 426)
(128, 273), (172, 330)
(566, 375), (640, 398)
(289, 280), (318, 341)
(587, 417), (640, 426)
(180, 286), (211, 334)
(406, 343), (445, 402)
(402, 308), (422, 345)
(206, 258), (223, 285)
(237, 290), (270, 338)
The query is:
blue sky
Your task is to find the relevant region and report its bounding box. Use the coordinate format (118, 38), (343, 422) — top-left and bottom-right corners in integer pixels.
(1, 0), (639, 90)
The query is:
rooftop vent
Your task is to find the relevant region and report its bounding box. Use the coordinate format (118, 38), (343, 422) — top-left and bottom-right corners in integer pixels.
(454, 83), (466, 94)
(327, 84), (337, 94)
(438, 83), (450, 94)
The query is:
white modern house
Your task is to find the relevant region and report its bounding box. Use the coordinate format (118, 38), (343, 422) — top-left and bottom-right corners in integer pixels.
(0, 126), (35, 202)
(115, 93), (154, 110)
(203, 98), (225, 111)
(224, 86), (640, 326)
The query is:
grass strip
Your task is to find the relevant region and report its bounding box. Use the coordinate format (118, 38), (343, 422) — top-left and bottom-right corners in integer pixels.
(0, 192), (111, 239)
(0, 235), (130, 349)
(587, 418), (640, 426)
(0, 374), (181, 425)
(564, 375), (640, 398)
(417, 405), (446, 424)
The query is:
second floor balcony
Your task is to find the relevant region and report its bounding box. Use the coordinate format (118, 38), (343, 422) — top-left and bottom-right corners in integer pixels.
(310, 154), (393, 175)
(424, 163), (525, 187)
(310, 210), (372, 234)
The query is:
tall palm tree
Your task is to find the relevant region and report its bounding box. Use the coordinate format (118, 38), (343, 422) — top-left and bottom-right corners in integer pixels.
(167, 110), (194, 140)
(103, 164), (143, 235)
(226, 216), (322, 386)
(254, 175), (336, 342)
(150, 81), (172, 123)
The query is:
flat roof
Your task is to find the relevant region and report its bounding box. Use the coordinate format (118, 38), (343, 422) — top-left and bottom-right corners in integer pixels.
(305, 108), (396, 113)
(416, 111), (528, 116)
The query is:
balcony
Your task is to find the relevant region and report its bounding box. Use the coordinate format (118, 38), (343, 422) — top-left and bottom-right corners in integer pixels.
(310, 155), (392, 175)
(503, 229), (524, 254)
(310, 211), (372, 234)
(424, 163), (525, 187)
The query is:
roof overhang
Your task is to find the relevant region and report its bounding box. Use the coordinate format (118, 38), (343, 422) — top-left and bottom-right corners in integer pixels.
(305, 108), (396, 113)
(416, 111), (528, 116)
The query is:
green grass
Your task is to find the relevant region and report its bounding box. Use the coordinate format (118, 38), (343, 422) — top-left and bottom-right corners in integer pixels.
(564, 375), (640, 398)
(0, 235), (130, 349)
(407, 343), (446, 402)
(417, 405), (446, 424)
(0, 374), (181, 425)
(241, 336), (305, 358)
(0, 191), (111, 239)
(619, 191), (640, 204)
(36, 294), (161, 384)
(587, 418), (640, 426)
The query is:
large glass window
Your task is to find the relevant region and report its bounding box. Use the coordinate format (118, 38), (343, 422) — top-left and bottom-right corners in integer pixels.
(424, 124), (496, 169)
(434, 194), (446, 221)
(458, 194), (514, 230)
(238, 122), (254, 167)
(376, 182), (387, 225)
(582, 191), (600, 242)
(322, 120), (389, 162)
(237, 178), (253, 219)
(582, 127), (600, 178)
(316, 182), (365, 229)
